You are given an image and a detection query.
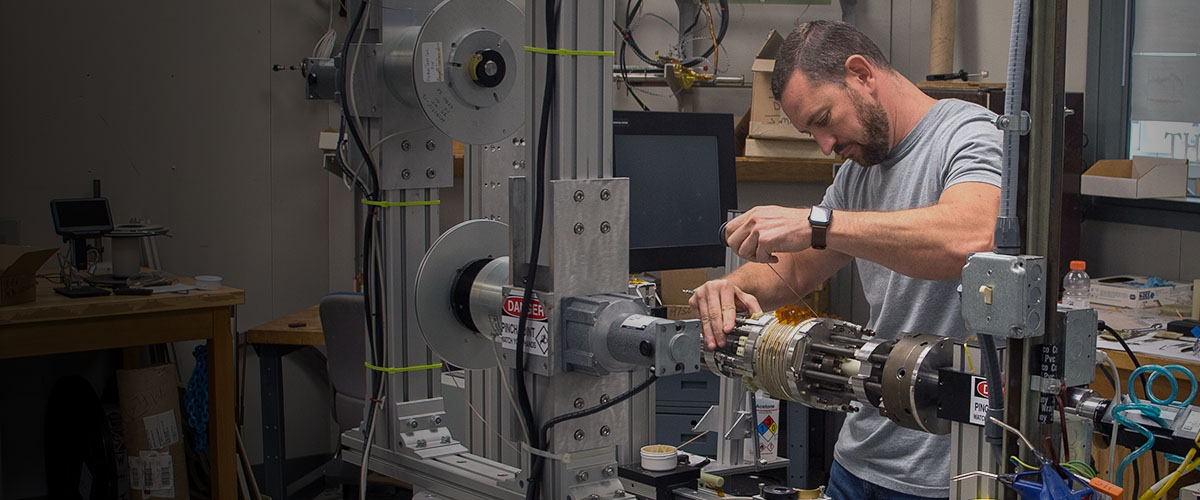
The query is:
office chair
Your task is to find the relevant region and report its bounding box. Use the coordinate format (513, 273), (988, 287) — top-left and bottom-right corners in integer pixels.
(320, 292), (367, 434)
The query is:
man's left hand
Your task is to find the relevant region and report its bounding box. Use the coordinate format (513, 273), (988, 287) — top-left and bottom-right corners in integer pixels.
(723, 206), (813, 263)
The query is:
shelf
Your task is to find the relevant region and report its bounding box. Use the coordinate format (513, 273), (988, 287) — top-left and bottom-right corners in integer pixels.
(454, 146), (837, 184)
(736, 156), (838, 183)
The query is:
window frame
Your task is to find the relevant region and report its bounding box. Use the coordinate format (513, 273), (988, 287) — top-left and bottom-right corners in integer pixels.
(1083, 0), (1200, 226)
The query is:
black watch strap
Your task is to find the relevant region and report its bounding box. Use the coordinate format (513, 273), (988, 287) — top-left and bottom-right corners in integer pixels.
(811, 224), (828, 250)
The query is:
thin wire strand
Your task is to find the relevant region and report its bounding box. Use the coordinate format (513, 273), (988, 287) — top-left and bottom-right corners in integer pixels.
(766, 262), (817, 317)
(989, 416), (1040, 459)
(446, 373), (523, 454)
(701, 0), (717, 75)
(678, 430), (708, 449)
(492, 341), (531, 445)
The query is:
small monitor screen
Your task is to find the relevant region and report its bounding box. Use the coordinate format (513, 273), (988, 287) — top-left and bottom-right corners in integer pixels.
(50, 198), (113, 235)
(614, 134), (722, 250)
(613, 111), (736, 272)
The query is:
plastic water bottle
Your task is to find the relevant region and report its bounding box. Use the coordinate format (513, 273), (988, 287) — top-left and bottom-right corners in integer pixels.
(1063, 260), (1091, 309)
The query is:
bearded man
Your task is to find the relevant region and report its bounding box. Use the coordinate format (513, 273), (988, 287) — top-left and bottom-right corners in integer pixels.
(690, 20), (1003, 500)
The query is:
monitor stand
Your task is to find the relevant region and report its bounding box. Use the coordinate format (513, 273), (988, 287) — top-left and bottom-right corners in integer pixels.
(54, 286), (110, 298)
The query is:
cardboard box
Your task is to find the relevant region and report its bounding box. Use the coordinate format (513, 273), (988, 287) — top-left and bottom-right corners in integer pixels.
(1081, 156), (1188, 199)
(117, 364), (191, 500)
(666, 305), (697, 321)
(0, 244), (58, 306)
(750, 30), (796, 140)
(1090, 275), (1193, 309)
(660, 268), (710, 306)
(745, 137), (834, 159)
(748, 30), (836, 161)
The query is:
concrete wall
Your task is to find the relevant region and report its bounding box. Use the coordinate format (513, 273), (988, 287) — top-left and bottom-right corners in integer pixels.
(0, 1), (349, 497)
(1081, 221), (1200, 285)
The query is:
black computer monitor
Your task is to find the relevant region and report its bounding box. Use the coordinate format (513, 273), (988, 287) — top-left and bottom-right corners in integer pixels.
(613, 110), (737, 273)
(50, 198), (113, 237)
(49, 197), (113, 271)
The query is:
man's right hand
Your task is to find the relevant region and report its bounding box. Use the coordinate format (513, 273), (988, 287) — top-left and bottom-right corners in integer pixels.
(688, 279), (763, 350)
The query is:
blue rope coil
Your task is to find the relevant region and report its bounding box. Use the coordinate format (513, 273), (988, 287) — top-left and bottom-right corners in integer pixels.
(185, 344), (209, 456)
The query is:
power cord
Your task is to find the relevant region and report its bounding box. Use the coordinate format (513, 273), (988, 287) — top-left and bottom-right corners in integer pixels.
(520, 1), (560, 498)
(1100, 321), (1162, 482)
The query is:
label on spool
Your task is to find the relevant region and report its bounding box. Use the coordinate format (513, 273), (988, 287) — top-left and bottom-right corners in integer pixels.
(499, 291), (550, 357)
(422, 42), (444, 83)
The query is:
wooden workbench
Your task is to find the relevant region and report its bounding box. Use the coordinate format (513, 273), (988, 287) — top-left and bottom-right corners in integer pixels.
(245, 305), (325, 500)
(0, 280), (245, 500)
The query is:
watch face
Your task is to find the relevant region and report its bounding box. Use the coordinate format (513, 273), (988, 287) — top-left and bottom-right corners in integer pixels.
(810, 206), (831, 224)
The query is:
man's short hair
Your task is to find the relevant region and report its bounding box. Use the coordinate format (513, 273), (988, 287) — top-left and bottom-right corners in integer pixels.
(770, 20), (893, 99)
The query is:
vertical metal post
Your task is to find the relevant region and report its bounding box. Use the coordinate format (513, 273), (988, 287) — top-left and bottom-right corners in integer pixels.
(383, 187), (441, 446)
(256, 344), (288, 500)
(523, 3), (651, 499)
(1010, 0), (1068, 493)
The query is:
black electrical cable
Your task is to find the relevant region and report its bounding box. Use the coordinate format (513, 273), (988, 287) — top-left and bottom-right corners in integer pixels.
(616, 0), (728, 69)
(1099, 361), (1116, 391)
(1133, 462), (1141, 499)
(618, 35), (649, 111)
(341, 0), (384, 442)
(681, 2), (703, 37)
(339, 3), (380, 197)
(526, 373), (659, 500)
(979, 334), (1006, 457)
(520, 2), (560, 499)
(1104, 323), (1152, 388)
(537, 373), (659, 452)
(1101, 321), (1162, 482)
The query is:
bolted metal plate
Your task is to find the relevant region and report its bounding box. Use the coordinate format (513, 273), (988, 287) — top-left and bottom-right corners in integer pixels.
(415, 219), (508, 369)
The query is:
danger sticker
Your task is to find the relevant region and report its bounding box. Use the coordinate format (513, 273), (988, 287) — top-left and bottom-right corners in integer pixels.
(970, 376), (989, 425)
(499, 291), (550, 357)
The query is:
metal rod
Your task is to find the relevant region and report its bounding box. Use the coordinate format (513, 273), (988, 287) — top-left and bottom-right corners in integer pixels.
(811, 344), (858, 358)
(802, 369), (851, 387)
(829, 335), (868, 347)
(613, 72), (748, 86)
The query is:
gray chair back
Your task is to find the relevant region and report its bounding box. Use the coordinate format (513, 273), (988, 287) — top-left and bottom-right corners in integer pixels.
(319, 293), (366, 433)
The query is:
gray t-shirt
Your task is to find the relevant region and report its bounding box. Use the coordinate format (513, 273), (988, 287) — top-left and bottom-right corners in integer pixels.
(820, 98), (1002, 498)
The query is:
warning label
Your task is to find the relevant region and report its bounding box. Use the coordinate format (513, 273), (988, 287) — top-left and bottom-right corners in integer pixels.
(970, 376), (989, 425)
(499, 291), (550, 357)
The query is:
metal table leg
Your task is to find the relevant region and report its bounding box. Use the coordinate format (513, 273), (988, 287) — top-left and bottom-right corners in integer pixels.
(255, 344), (293, 500)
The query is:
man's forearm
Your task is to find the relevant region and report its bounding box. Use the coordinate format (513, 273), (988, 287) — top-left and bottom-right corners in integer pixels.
(827, 203), (993, 280)
(725, 251), (834, 311)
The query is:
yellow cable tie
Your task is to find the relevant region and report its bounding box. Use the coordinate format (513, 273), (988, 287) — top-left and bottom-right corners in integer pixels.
(364, 361), (443, 374)
(361, 199), (442, 208)
(524, 46), (614, 57)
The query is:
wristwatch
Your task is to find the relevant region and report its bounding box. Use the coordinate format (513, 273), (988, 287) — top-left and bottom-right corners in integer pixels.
(808, 205), (833, 250)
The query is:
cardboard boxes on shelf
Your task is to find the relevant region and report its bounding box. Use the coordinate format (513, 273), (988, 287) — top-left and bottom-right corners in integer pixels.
(1081, 156), (1188, 199)
(748, 30), (836, 161)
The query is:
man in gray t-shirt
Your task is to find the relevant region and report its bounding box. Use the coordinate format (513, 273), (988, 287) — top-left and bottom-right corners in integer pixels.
(689, 21), (1001, 499)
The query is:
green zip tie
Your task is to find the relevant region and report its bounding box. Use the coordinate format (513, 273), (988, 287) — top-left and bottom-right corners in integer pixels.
(361, 199), (441, 207)
(524, 46), (614, 57)
(364, 361), (443, 374)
